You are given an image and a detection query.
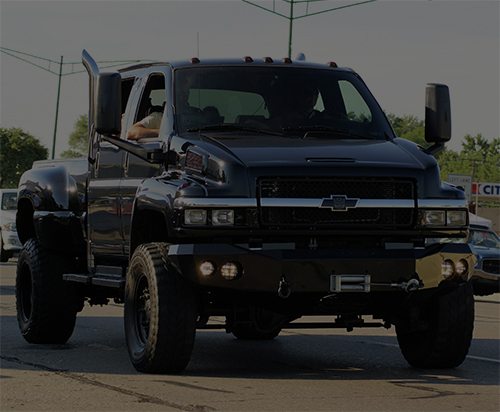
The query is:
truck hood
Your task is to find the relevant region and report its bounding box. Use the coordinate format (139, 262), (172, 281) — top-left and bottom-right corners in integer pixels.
(204, 134), (426, 174)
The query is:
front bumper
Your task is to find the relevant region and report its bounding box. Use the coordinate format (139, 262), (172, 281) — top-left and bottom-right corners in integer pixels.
(169, 242), (475, 294)
(1, 230), (22, 251)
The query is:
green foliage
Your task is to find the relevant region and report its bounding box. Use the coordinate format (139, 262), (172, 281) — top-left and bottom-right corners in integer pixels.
(387, 114), (499, 183)
(0, 127), (49, 188)
(60, 114), (88, 158)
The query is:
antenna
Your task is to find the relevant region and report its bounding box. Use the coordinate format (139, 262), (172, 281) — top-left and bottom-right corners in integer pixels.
(197, 32), (200, 57)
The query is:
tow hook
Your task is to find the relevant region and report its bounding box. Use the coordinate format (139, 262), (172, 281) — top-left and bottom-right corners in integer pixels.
(278, 274), (293, 299)
(401, 278), (423, 293)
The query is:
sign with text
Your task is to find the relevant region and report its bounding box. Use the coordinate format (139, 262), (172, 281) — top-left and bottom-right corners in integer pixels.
(447, 174), (472, 202)
(472, 182), (500, 198)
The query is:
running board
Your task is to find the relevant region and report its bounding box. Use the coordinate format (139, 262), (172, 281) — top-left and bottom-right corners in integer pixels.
(63, 265), (126, 288)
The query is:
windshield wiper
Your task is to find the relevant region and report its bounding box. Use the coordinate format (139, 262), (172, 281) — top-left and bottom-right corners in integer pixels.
(282, 125), (374, 140)
(187, 124), (282, 136)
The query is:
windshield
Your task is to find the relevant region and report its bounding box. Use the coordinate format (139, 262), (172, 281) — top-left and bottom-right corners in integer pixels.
(173, 66), (393, 139)
(468, 229), (500, 249)
(1, 192), (17, 210)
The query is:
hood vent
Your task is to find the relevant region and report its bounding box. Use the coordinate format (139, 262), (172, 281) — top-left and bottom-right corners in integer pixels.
(306, 157), (356, 163)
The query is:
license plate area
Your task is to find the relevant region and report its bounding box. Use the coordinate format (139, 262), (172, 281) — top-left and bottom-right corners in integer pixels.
(330, 274), (371, 292)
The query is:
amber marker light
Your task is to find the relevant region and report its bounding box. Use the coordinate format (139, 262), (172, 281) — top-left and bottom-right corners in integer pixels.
(327, 62), (338, 68)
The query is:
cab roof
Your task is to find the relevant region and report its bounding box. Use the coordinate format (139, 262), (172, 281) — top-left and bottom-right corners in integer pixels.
(118, 56), (355, 74)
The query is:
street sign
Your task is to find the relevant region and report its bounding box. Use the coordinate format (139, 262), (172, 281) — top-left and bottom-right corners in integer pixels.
(448, 174), (473, 202)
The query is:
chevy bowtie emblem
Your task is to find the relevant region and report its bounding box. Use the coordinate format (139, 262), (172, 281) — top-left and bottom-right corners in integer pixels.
(320, 195), (359, 211)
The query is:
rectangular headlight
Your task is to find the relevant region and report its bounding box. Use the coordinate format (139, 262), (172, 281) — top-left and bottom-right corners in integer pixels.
(447, 210), (467, 226)
(184, 209), (207, 225)
(212, 210), (234, 226)
(423, 210), (446, 226)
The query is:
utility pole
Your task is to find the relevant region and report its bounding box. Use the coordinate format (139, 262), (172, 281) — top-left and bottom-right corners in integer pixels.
(52, 56), (63, 159)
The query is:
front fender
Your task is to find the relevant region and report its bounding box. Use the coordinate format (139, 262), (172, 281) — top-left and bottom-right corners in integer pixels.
(18, 164), (81, 212)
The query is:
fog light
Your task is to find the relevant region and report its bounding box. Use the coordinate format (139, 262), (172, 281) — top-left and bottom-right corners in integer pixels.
(185, 209), (207, 225)
(441, 260), (455, 279)
(221, 262), (242, 280)
(423, 210), (445, 226)
(456, 259), (468, 277)
(200, 261), (216, 276)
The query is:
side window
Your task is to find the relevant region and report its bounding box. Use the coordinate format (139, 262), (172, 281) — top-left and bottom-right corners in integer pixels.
(135, 73), (166, 123)
(339, 80), (372, 122)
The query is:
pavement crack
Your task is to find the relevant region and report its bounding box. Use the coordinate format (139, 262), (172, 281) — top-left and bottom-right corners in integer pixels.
(157, 379), (234, 393)
(1, 356), (216, 411)
(390, 381), (475, 399)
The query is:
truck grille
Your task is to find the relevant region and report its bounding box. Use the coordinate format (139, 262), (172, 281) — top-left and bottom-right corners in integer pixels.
(259, 178), (415, 228)
(482, 259), (500, 275)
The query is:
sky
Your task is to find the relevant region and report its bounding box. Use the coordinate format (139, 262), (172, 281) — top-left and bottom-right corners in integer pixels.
(1, 0), (499, 158)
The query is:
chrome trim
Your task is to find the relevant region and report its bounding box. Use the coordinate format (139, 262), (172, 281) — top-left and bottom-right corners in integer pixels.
(174, 197), (467, 209)
(174, 198), (258, 208)
(260, 198), (415, 208)
(417, 199), (468, 208)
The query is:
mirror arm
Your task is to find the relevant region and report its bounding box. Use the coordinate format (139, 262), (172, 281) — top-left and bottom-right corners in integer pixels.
(424, 142), (445, 156)
(101, 134), (167, 164)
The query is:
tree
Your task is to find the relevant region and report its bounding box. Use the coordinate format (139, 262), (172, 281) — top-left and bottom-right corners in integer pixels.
(60, 114), (88, 158)
(387, 115), (499, 183)
(0, 127), (49, 188)
(386, 113), (426, 147)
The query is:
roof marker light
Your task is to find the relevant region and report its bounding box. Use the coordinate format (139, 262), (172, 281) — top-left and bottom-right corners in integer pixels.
(327, 61), (338, 68)
(263, 57), (274, 63)
(282, 57), (293, 64)
(243, 56), (254, 63)
(190, 57), (200, 64)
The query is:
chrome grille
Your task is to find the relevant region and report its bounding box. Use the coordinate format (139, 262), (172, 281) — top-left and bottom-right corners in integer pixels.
(259, 178), (415, 228)
(482, 259), (500, 275)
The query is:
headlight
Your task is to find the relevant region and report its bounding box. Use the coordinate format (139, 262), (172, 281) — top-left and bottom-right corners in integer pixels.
(446, 211), (467, 227)
(2, 222), (16, 231)
(184, 209), (207, 225)
(212, 210), (234, 226)
(421, 210), (467, 228)
(423, 210), (446, 226)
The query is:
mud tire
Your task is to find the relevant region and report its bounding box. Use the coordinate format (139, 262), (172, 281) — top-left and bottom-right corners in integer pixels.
(124, 243), (197, 373)
(16, 239), (79, 344)
(396, 282), (474, 368)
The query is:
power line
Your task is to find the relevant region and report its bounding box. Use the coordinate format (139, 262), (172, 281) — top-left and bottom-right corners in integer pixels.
(1, 47), (154, 158)
(242, 0), (378, 58)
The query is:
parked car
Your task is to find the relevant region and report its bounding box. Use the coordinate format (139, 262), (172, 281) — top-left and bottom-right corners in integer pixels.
(0, 189), (22, 262)
(468, 225), (500, 296)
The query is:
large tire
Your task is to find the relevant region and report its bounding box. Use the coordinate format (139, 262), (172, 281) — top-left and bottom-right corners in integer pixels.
(16, 239), (79, 344)
(124, 243), (197, 373)
(232, 324), (282, 340)
(231, 308), (283, 340)
(396, 282), (474, 368)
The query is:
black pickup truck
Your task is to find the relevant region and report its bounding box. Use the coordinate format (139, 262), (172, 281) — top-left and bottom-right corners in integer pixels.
(15, 51), (476, 373)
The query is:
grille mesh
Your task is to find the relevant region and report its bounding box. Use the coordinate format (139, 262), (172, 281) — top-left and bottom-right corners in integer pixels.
(259, 178), (415, 228)
(482, 259), (500, 275)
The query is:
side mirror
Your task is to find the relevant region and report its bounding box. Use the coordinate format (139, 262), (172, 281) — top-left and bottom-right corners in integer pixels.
(95, 73), (122, 135)
(425, 83), (451, 144)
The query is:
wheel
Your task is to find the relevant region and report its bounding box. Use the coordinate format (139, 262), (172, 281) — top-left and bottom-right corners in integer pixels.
(16, 239), (79, 343)
(0, 232), (12, 262)
(124, 243), (197, 373)
(231, 308), (283, 340)
(396, 282), (474, 368)
(232, 324), (282, 340)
